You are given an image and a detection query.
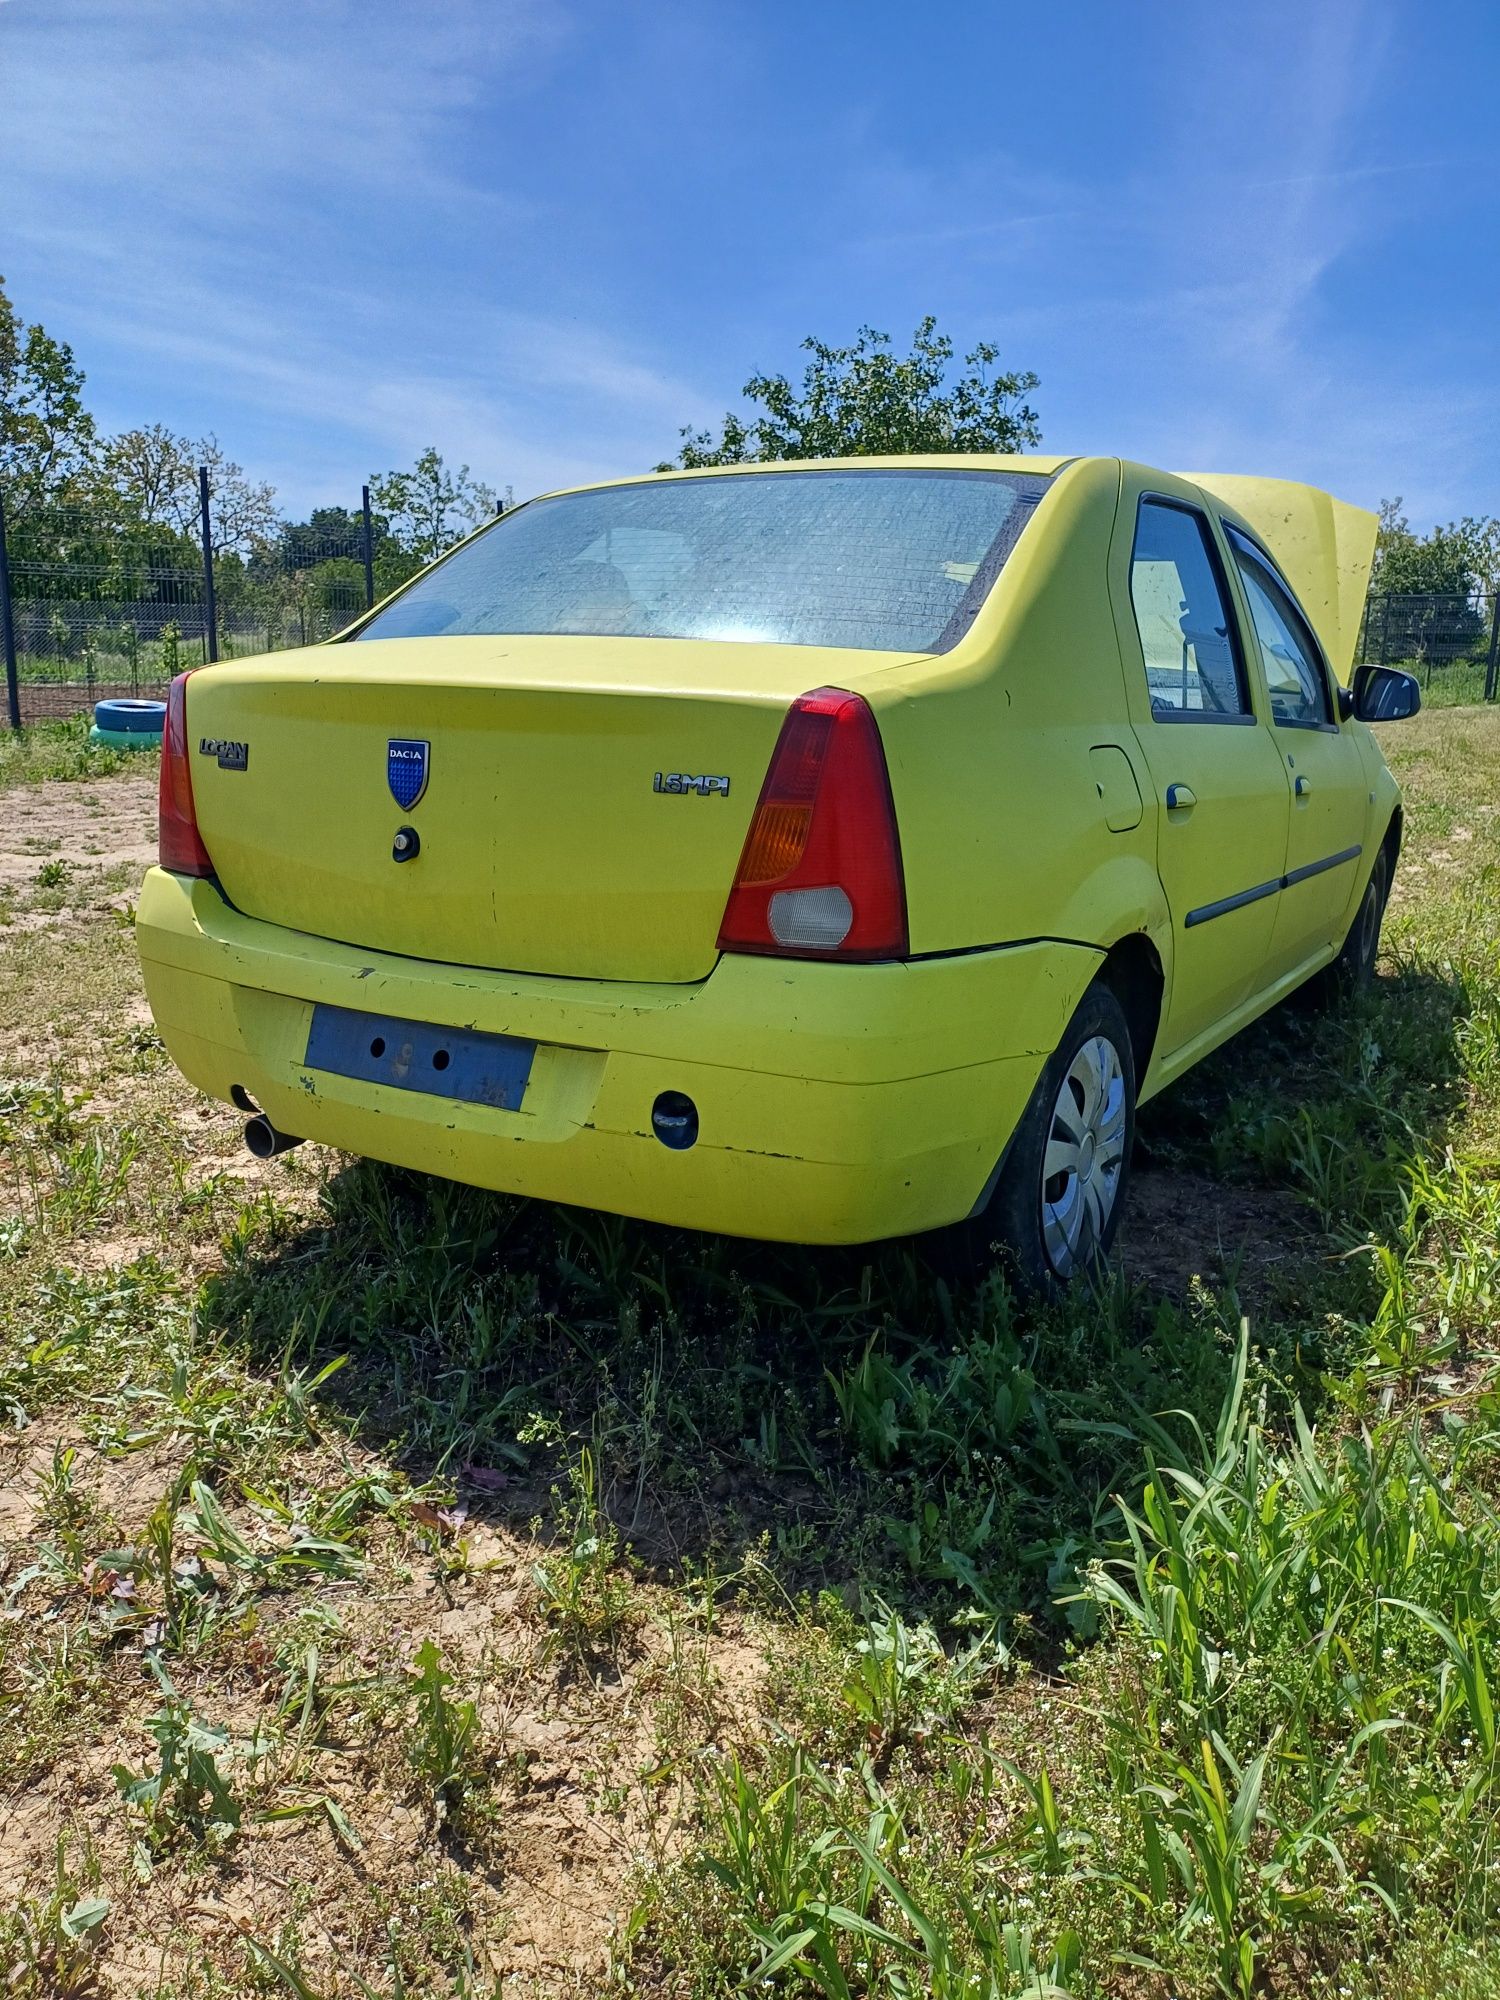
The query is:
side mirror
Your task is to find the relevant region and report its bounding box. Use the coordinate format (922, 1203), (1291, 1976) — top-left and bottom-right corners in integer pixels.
(1351, 663), (1421, 723)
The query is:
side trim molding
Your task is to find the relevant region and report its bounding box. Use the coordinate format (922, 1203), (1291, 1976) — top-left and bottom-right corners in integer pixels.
(1185, 844), (1362, 930)
(1283, 844), (1363, 889)
(1184, 876), (1282, 929)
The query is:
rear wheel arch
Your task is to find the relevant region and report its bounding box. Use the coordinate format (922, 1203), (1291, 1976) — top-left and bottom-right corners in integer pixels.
(1097, 931), (1165, 1086)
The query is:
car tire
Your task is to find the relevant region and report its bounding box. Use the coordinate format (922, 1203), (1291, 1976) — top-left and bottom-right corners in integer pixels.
(1302, 847), (1389, 1008)
(94, 697), (166, 735)
(938, 981), (1137, 1299)
(88, 725), (162, 752)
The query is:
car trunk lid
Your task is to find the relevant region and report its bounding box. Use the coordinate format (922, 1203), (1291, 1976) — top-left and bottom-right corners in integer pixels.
(183, 636), (904, 983)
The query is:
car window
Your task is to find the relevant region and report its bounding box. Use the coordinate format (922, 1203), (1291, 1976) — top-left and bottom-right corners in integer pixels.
(1129, 500), (1249, 720)
(1226, 527), (1332, 727)
(354, 468), (1051, 656)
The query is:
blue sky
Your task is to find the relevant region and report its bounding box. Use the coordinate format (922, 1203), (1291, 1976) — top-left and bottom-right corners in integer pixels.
(1, 0), (1495, 527)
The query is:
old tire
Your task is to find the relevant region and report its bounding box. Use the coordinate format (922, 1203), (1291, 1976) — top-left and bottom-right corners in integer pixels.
(89, 724), (161, 752)
(94, 697), (166, 735)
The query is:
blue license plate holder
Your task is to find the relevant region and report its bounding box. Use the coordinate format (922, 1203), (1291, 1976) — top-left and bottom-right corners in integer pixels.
(304, 1004), (535, 1111)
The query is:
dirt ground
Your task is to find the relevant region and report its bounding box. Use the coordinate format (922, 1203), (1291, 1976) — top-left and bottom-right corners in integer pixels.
(0, 767), (158, 891)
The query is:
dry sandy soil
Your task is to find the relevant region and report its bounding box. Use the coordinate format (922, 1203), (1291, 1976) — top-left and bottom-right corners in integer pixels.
(0, 769), (158, 893)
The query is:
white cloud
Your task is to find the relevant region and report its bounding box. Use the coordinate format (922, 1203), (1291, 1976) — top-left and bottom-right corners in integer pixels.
(16, 239), (712, 504)
(0, 0), (559, 220)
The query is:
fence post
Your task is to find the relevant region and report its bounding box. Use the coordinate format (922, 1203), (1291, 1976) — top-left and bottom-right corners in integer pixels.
(361, 484), (375, 610)
(1485, 591), (1500, 704)
(198, 465), (219, 664)
(0, 491), (19, 730)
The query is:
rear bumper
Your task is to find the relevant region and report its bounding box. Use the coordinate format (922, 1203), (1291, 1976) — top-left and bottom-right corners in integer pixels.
(136, 869), (1102, 1243)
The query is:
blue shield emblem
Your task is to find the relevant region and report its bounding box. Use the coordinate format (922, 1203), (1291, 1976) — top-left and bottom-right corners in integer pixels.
(387, 739), (429, 810)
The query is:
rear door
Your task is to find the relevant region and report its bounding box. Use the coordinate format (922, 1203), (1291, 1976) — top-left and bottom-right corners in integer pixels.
(1222, 525), (1370, 976)
(1115, 490), (1291, 1056)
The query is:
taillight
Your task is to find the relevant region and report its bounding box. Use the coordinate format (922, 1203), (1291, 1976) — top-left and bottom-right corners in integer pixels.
(718, 687), (907, 960)
(158, 671), (213, 877)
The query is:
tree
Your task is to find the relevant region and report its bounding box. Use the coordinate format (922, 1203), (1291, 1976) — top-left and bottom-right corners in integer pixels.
(195, 433), (279, 560)
(100, 423), (196, 529)
(1369, 498), (1495, 665)
(279, 504), (365, 570)
(0, 273), (98, 523)
(96, 424), (278, 560)
(1371, 498), (1486, 598)
(271, 501), (420, 611)
(665, 317), (1042, 469)
(370, 448), (498, 565)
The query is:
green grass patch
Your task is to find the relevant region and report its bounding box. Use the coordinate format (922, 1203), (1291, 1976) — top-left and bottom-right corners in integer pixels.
(0, 716), (136, 790)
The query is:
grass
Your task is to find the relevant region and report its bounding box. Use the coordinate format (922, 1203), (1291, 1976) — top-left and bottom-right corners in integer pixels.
(0, 714), (139, 789)
(0, 703), (1497, 1996)
(1393, 658), (1494, 708)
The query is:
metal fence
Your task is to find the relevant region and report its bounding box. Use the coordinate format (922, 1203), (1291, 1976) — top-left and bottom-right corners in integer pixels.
(0, 472), (401, 728)
(1355, 591), (1500, 705)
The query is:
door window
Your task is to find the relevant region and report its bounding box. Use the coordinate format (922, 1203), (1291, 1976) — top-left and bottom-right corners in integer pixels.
(1226, 527), (1333, 728)
(1129, 500), (1251, 721)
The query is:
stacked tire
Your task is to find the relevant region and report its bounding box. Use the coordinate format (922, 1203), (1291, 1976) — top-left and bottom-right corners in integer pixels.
(90, 698), (167, 752)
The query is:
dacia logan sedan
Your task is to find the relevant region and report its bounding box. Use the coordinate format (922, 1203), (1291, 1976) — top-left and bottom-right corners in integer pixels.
(138, 456), (1418, 1293)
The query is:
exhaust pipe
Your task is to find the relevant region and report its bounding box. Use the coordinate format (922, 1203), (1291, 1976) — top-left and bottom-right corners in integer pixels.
(244, 1114), (303, 1160)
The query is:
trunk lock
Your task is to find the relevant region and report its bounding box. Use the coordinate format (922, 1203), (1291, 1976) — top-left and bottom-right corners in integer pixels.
(392, 826), (421, 863)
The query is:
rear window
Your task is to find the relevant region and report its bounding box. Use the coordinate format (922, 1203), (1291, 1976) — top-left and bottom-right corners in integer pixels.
(352, 467), (1051, 655)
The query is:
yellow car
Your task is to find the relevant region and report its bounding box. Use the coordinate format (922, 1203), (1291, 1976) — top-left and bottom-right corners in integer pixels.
(137, 455), (1420, 1292)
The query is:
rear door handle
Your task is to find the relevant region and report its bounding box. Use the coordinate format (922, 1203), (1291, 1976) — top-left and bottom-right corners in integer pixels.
(1165, 783), (1197, 810)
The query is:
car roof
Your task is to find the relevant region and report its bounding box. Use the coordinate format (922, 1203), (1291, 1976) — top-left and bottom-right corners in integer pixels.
(539, 453), (1077, 500)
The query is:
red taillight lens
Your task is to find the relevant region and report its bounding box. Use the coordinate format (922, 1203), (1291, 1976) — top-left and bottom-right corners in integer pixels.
(158, 672), (213, 877)
(718, 687), (907, 960)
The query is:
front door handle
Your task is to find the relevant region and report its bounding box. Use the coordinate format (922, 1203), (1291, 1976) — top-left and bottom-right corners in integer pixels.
(1165, 783), (1197, 810)
(1294, 774), (1311, 797)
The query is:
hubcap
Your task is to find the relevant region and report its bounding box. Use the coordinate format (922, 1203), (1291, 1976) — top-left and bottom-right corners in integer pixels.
(1041, 1034), (1127, 1277)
